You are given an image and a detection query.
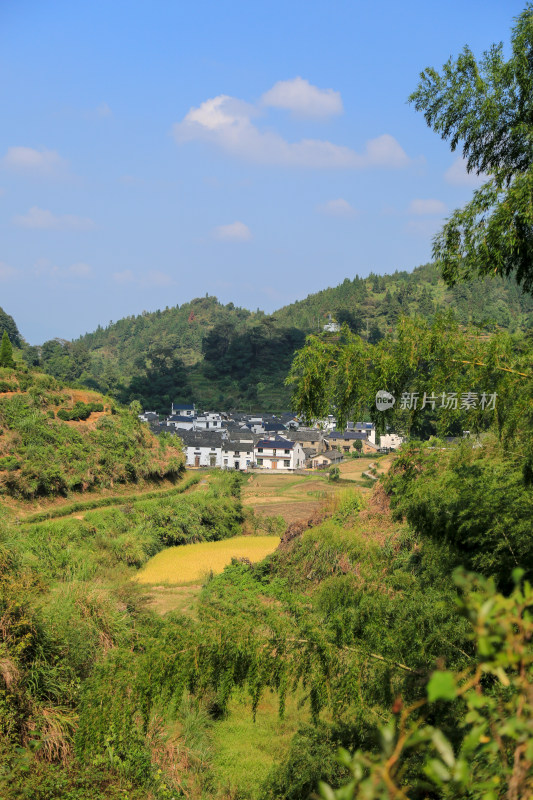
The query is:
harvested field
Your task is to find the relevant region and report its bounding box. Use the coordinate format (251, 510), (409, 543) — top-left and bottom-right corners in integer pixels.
(339, 455), (393, 482)
(136, 535), (280, 585)
(242, 473), (332, 524)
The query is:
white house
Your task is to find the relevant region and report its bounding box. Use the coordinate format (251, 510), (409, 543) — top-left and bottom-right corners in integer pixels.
(179, 430), (223, 468)
(323, 313), (341, 333)
(222, 436), (256, 470)
(379, 433), (404, 450)
(254, 437), (306, 472)
(195, 412), (223, 430)
(171, 402), (196, 417)
(349, 421), (377, 445)
(139, 411), (159, 423)
(166, 414), (195, 431)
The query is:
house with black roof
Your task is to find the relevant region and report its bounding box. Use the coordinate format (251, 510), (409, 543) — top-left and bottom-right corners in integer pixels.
(325, 430), (379, 454)
(178, 429), (223, 468)
(222, 434), (258, 471)
(253, 436), (306, 471)
(171, 402), (196, 417)
(285, 428), (326, 454)
(166, 414), (195, 431)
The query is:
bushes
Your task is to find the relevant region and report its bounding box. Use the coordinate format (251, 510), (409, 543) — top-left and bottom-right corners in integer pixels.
(0, 392), (184, 498)
(56, 402), (104, 422)
(384, 439), (533, 589)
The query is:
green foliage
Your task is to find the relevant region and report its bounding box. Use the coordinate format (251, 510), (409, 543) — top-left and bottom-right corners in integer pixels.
(0, 332), (15, 369)
(260, 724), (350, 800)
(37, 265), (533, 412)
(409, 5), (533, 294)
(328, 466), (340, 482)
(318, 571), (533, 800)
(287, 313), (526, 437)
(383, 439), (533, 588)
(56, 402), (104, 421)
(0, 472), (245, 797)
(0, 307), (21, 349)
(0, 383), (184, 498)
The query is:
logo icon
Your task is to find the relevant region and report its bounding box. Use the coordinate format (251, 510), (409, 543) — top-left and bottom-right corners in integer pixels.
(376, 390), (395, 411)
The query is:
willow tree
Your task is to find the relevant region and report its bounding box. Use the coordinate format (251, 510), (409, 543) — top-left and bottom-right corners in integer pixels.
(409, 5), (533, 295)
(286, 314), (530, 441)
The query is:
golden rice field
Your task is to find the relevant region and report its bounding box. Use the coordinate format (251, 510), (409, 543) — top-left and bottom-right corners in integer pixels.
(136, 535), (280, 585)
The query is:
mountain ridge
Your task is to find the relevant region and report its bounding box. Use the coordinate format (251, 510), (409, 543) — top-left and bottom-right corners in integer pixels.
(4, 261), (533, 412)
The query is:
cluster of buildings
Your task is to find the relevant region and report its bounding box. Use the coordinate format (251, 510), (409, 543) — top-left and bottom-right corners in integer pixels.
(140, 404), (404, 472)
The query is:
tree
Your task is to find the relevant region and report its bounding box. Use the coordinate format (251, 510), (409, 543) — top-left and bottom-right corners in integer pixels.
(319, 571), (533, 800)
(0, 307), (21, 348)
(0, 331), (15, 368)
(328, 465), (340, 482)
(409, 5), (533, 295)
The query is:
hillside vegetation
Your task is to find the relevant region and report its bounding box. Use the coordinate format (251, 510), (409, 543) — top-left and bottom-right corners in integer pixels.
(8, 262), (532, 412)
(0, 366), (184, 500)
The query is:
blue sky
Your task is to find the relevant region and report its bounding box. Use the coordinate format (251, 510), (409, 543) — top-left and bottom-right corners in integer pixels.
(0, 0), (526, 343)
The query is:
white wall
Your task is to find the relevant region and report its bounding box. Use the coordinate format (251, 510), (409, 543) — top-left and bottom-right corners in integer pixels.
(185, 446), (222, 468)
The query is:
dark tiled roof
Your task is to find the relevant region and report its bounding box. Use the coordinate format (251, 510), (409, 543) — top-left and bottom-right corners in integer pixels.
(286, 430), (323, 442)
(172, 403), (195, 410)
(327, 430), (367, 440)
(263, 421), (286, 431)
(167, 415), (195, 423)
(222, 440), (254, 453)
(256, 438), (294, 449)
(178, 430), (223, 447)
(319, 449), (343, 460)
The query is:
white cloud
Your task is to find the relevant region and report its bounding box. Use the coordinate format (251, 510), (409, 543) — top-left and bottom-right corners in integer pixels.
(0, 261), (18, 281)
(445, 156), (486, 187)
(113, 269), (136, 285)
(2, 146), (66, 175)
(174, 93), (409, 169)
(33, 258), (92, 279)
(408, 198), (447, 215)
(317, 198), (358, 217)
(149, 270), (174, 287)
(97, 102), (112, 118)
(13, 206), (94, 231)
(406, 218), (443, 238)
(212, 221), (253, 241)
(261, 77), (342, 117)
(112, 269), (174, 286)
(68, 262), (92, 277)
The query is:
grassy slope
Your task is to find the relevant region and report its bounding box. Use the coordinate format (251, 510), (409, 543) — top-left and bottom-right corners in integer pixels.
(0, 366), (184, 501)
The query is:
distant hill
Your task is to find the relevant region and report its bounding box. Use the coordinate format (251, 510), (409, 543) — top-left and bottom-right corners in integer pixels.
(15, 262), (533, 412)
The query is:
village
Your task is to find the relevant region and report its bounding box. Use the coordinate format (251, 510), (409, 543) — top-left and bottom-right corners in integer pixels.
(139, 403), (404, 471)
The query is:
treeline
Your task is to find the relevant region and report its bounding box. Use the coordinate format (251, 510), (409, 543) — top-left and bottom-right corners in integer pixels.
(5, 260), (531, 413)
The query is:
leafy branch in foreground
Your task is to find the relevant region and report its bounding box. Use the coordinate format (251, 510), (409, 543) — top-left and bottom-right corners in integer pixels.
(318, 570), (533, 800)
(286, 314), (530, 439)
(409, 5), (533, 295)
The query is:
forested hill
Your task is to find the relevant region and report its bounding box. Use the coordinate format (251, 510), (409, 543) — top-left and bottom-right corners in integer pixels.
(13, 262), (533, 412)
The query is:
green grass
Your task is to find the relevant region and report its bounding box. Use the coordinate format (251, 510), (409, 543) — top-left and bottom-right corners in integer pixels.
(23, 474), (201, 523)
(210, 687), (310, 798)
